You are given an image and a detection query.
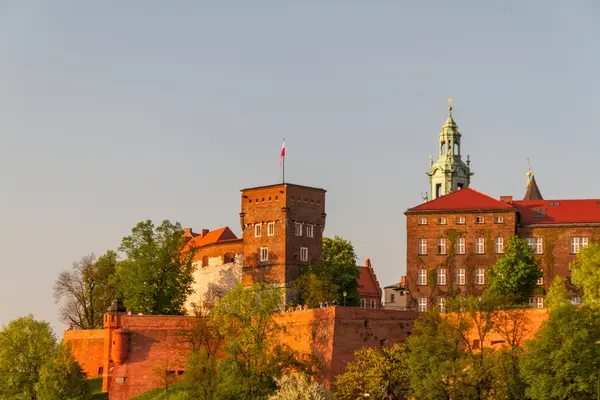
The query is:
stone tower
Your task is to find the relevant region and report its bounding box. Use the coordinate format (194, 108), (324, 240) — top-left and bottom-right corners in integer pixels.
(426, 101), (473, 200)
(239, 183), (326, 302)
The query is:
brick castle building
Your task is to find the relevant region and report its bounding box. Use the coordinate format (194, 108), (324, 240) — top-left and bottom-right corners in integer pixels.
(405, 104), (600, 311)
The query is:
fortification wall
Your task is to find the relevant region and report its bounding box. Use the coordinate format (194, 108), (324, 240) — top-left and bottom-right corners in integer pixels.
(63, 329), (105, 378)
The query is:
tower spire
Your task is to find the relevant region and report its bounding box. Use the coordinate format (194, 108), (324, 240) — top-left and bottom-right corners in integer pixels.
(523, 157), (543, 200)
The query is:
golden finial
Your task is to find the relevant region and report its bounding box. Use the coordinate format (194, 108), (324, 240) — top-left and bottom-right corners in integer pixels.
(526, 156), (533, 187)
(448, 98), (453, 112)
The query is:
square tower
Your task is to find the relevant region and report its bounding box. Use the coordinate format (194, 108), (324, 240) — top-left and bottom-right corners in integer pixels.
(239, 183), (326, 296)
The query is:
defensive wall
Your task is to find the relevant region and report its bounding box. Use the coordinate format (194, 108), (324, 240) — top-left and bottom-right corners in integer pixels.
(63, 329), (105, 378)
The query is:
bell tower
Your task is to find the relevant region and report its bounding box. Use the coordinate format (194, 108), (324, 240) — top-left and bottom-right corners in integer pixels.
(426, 100), (473, 200)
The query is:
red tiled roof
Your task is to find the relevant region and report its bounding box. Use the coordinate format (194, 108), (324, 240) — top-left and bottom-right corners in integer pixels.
(513, 199), (600, 225)
(358, 265), (382, 298)
(407, 188), (515, 212)
(183, 227), (239, 251)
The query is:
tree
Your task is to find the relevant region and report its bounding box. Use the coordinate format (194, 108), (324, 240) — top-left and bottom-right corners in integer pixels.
(269, 374), (335, 400)
(545, 275), (571, 309)
(335, 343), (410, 400)
(0, 315), (57, 399)
(36, 342), (90, 400)
(520, 304), (600, 399)
(116, 220), (197, 315)
(296, 236), (361, 307)
(54, 251), (118, 329)
(486, 236), (541, 304)
(570, 242), (600, 307)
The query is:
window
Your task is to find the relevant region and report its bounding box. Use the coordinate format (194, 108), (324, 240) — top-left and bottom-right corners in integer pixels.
(494, 216), (504, 224)
(371, 299), (376, 309)
(571, 237), (589, 254)
(255, 224), (262, 237)
(295, 223), (303, 236)
(528, 297), (544, 309)
(390, 294), (396, 303)
(437, 269), (447, 285)
(437, 238), (447, 255)
(306, 224), (314, 238)
(267, 222), (275, 236)
(571, 296), (582, 305)
(417, 217), (428, 225)
(475, 268), (485, 285)
(475, 237), (485, 254)
(418, 238), (427, 255)
(527, 237), (543, 254)
(438, 297), (446, 313)
(456, 216), (466, 224)
(437, 217), (447, 225)
(457, 269), (465, 285)
(494, 237), (504, 254)
(475, 216), (485, 224)
(202, 256), (209, 268)
(537, 273), (543, 285)
(361, 298), (366, 308)
(456, 237), (466, 254)
(418, 269), (427, 285)
(260, 247), (268, 262)
(418, 298), (427, 312)
(300, 247), (308, 262)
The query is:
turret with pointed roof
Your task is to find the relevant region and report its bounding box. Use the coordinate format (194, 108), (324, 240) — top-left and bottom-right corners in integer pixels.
(524, 158), (543, 200)
(426, 100), (474, 200)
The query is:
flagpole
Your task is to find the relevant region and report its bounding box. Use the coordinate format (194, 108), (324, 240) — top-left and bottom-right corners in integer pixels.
(282, 152), (285, 184)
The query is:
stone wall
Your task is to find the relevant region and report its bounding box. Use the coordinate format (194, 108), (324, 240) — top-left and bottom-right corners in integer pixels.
(63, 329), (105, 378)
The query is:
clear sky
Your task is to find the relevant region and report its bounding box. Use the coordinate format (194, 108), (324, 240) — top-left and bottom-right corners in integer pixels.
(1, 1), (598, 331)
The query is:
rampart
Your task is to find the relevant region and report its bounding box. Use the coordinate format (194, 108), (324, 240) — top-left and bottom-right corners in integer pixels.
(63, 329), (105, 378)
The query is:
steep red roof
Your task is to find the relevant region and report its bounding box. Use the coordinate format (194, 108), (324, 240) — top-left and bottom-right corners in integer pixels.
(357, 259), (383, 298)
(407, 188), (515, 212)
(183, 227), (239, 251)
(513, 199), (600, 225)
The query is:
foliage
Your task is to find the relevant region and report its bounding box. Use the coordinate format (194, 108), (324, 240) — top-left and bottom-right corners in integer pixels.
(0, 315), (57, 399)
(116, 220), (197, 315)
(335, 343), (410, 400)
(270, 373), (335, 400)
(296, 236), (361, 307)
(54, 251), (119, 329)
(36, 342), (90, 400)
(520, 304), (600, 399)
(570, 242), (600, 307)
(486, 236), (541, 304)
(491, 349), (528, 400)
(545, 275), (571, 309)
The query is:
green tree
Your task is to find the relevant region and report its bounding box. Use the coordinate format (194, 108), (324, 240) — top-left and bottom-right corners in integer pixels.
(486, 236), (541, 304)
(116, 220), (197, 315)
(570, 242), (600, 307)
(545, 275), (571, 309)
(0, 315), (57, 399)
(35, 342), (90, 400)
(335, 343), (410, 400)
(520, 304), (600, 399)
(296, 236), (361, 307)
(270, 374), (335, 400)
(54, 251), (119, 329)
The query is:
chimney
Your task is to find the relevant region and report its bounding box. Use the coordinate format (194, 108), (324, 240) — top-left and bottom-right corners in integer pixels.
(201, 229), (209, 237)
(183, 228), (193, 238)
(400, 276), (406, 288)
(500, 196), (513, 204)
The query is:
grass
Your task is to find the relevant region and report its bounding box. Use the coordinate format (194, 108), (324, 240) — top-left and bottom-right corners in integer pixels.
(130, 383), (189, 400)
(87, 377), (108, 400)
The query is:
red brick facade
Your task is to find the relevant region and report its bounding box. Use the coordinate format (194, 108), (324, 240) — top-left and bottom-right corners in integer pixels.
(63, 329), (105, 378)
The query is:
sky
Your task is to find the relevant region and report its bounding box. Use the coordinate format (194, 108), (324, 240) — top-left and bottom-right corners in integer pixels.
(1, 1), (598, 332)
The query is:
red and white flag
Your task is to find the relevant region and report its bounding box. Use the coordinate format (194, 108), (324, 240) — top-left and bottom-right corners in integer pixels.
(280, 138), (286, 166)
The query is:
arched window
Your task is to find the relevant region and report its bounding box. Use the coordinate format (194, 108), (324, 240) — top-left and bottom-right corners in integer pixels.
(201, 256), (209, 267)
(440, 141), (446, 155)
(223, 252), (235, 263)
(454, 141), (459, 155)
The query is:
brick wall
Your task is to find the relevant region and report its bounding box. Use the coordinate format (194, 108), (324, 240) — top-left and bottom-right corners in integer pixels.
(406, 210), (517, 309)
(63, 329), (105, 378)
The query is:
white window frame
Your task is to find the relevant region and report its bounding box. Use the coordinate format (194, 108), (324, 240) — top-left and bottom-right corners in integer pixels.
(306, 224), (314, 238)
(456, 216), (466, 225)
(456, 237), (466, 254)
(494, 237), (504, 254)
(437, 268), (447, 285)
(255, 224), (262, 237)
(418, 298), (427, 312)
(527, 237), (543, 254)
(475, 216), (485, 224)
(438, 297), (446, 313)
(437, 238), (447, 255)
(571, 237), (589, 254)
(390, 294), (396, 303)
(295, 222), (303, 236)
(267, 222), (275, 236)
(494, 216), (504, 224)
(418, 269), (427, 285)
(417, 217), (428, 225)
(475, 268), (485, 285)
(475, 237), (485, 254)
(260, 247), (268, 262)
(457, 268), (465, 285)
(537, 273), (543, 285)
(300, 247), (308, 262)
(418, 238), (427, 255)
(437, 217), (447, 225)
